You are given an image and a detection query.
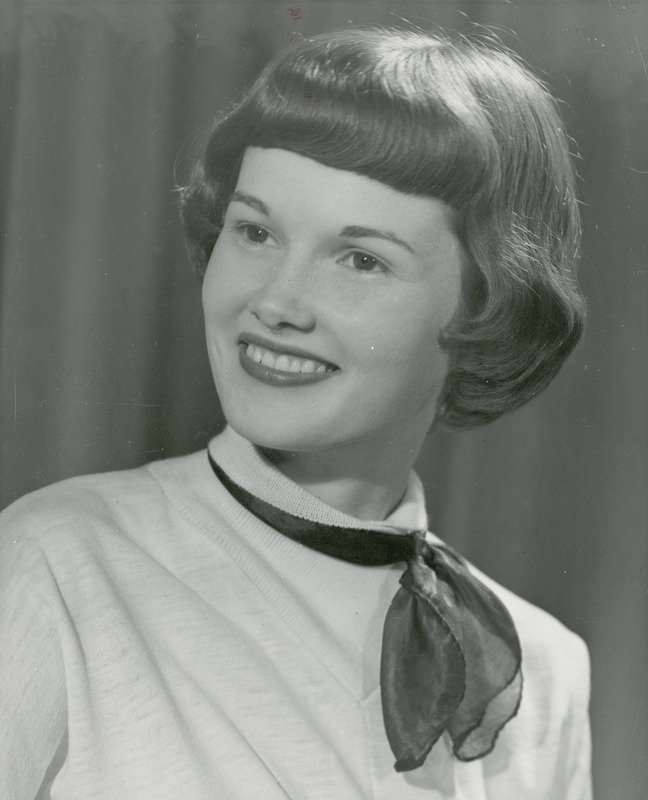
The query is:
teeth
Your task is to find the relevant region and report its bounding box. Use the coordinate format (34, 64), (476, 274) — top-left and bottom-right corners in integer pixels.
(249, 345), (263, 364)
(275, 355), (291, 372)
(245, 343), (332, 374)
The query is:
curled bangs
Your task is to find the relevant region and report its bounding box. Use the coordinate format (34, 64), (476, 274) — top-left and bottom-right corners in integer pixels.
(202, 30), (501, 213)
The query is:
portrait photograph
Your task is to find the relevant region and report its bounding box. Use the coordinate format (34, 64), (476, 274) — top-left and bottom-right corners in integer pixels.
(0, 2), (646, 798)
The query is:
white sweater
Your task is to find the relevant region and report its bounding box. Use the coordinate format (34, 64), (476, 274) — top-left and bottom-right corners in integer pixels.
(0, 427), (591, 799)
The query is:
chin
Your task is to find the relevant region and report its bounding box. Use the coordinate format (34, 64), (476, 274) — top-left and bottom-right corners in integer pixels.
(222, 403), (329, 454)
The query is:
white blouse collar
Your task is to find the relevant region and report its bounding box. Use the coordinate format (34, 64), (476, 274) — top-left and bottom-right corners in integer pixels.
(208, 425), (430, 535)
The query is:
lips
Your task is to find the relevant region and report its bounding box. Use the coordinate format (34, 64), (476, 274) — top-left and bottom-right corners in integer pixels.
(238, 337), (338, 386)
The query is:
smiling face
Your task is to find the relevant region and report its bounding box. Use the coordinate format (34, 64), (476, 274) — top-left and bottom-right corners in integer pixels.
(202, 147), (464, 460)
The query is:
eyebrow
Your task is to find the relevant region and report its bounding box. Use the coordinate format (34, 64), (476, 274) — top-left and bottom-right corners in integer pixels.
(229, 191), (269, 215)
(339, 225), (415, 254)
(229, 192), (415, 254)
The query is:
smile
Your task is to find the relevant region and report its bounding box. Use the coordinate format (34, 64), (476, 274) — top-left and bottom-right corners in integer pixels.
(238, 340), (338, 386)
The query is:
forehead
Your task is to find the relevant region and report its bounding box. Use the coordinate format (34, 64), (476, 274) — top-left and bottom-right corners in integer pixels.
(233, 147), (460, 249)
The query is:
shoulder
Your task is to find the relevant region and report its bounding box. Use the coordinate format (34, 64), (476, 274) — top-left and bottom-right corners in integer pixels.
(473, 563), (589, 685)
(480, 565), (587, 672)
(0, 450), (204, 571)
(1, 463), (154, 543)
(465, 564), (592, 794)
(469, 562), (590, 743)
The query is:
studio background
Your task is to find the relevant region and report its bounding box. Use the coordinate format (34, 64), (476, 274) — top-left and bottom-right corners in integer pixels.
(1, 2), (646, 798)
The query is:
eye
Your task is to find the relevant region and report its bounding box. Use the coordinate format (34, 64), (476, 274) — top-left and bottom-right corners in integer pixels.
(339, 251), (386, 273)
(236, 223), (272, 245)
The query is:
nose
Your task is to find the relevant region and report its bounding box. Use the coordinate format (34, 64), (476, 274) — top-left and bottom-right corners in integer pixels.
(248, 258), (317, 332)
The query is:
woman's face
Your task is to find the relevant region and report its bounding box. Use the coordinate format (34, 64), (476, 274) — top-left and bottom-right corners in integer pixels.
(202, 147), (464, 456)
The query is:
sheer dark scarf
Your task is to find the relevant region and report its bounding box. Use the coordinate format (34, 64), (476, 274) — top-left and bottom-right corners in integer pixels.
(209, 451), (522, 772)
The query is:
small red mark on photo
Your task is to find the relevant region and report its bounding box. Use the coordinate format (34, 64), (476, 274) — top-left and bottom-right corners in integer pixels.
(287, 7), (302, 23)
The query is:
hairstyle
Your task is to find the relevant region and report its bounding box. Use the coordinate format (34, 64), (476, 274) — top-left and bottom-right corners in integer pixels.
(180, 26), (586, 430)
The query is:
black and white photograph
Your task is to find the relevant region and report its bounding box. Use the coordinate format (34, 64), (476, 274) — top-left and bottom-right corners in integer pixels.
(1, 2), (646, 798)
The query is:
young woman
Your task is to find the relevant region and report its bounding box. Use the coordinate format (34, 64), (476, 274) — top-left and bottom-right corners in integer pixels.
(0, 27), (591, 799)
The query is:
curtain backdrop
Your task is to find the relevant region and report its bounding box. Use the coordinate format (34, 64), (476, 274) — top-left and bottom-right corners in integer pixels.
(1, 2), (646, 797)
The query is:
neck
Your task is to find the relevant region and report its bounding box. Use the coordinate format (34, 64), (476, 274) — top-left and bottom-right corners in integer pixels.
(260, 432), (426, 521)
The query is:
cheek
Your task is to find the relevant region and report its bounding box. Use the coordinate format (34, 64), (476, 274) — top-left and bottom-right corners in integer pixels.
(387, 330), (449, 400)
(202, 245), (249, 320)
(360, 297), (457, 417)
(360, 297), (454, 372)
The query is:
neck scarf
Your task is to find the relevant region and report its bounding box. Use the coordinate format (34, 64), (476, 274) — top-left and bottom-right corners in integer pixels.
(208, 451), (522, 772)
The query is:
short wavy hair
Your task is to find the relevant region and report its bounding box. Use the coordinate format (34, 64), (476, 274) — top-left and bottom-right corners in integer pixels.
(180, 26), (586, 429)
